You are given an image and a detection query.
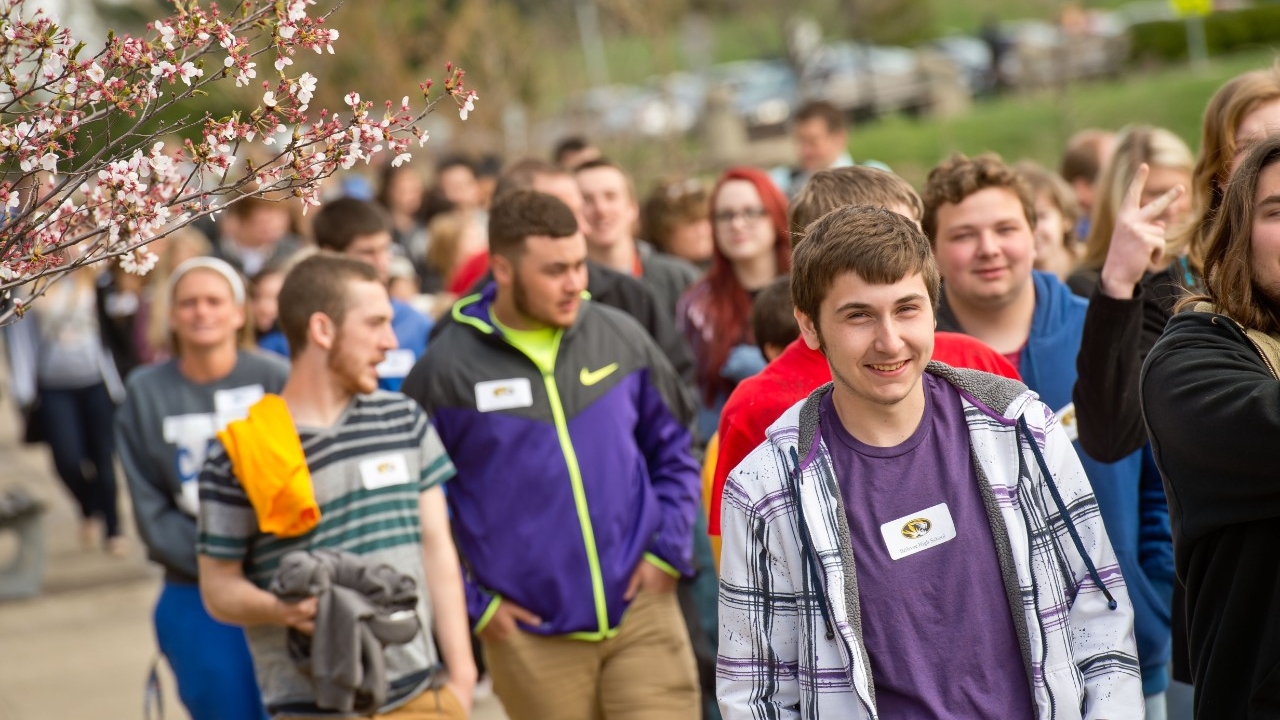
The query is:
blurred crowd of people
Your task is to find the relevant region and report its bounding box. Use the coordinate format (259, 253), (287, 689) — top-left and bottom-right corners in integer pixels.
(6, 61), (1280, 720)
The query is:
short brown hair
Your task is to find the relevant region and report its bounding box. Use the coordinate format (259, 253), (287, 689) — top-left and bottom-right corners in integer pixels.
(1060, 128), (1114, 185)
(312, 197), (392, 253)
(573, 158), (636, 202)
(488, 190), (579, 259)
(794, 100), (847, 134)
(790, 166), (922, 244)
(791, 205), (940, 327)
(922, 153), (1036, 244)
(751, 276), (799, 352)
(1192, 134), (1280, 333)
(641, 177), (709, 253)
(277, 253), (381, 356)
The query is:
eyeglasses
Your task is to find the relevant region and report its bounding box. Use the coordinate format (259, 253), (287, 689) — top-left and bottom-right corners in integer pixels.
(713, 207), (769, 225)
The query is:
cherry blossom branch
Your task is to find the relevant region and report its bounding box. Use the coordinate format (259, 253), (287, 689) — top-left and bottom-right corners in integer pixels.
(0, 0), (478, 326)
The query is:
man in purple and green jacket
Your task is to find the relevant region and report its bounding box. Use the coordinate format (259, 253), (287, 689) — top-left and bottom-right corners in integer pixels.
(401, 189), (701, 720)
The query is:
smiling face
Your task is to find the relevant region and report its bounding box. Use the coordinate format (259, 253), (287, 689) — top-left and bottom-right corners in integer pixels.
(170, 268), (245, 354)
(713, 179), (777, 265)
(932, 187), (1036, 311)
(577, 165), (638, 252)
(797, 270), (934, 412)
(324, 279), (397, 395)
(1250, 160), (1280, 307)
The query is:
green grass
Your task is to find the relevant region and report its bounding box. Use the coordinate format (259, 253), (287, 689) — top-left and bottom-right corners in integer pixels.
(849, 48), (1280, 186)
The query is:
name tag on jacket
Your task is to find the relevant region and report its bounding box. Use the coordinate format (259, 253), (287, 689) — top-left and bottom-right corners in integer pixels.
(475, 378), (534, 412)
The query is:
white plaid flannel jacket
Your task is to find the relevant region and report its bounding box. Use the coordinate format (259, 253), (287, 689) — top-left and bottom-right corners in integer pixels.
(717, 364), (1143, 720)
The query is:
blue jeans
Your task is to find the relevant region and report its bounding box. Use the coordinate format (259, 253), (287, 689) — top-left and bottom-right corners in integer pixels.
(154, 582), (268, 720)
(36, 383), (120, 538)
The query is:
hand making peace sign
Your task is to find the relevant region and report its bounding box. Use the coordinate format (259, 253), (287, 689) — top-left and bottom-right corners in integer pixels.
(1099, 163), (1186, 299)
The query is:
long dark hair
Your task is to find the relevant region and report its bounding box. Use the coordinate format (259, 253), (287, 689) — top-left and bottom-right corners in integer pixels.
(1188, 134), (1280, 334)
(1180, 65), (1280, 273)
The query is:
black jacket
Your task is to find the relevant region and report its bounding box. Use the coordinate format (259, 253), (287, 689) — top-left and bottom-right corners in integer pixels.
(1141, 310), (1280, 718)
(1074, 267), (1187, 462)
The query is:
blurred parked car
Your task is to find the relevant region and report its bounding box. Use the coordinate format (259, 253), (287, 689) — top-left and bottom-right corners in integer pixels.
(566, 84), (652, 138)
(800, 42), (931, 120)
(710, 59), (798, 140)
(924, 35), (998, 97)
(635, 71), (708, 137)
(999, 14), (1128, 88)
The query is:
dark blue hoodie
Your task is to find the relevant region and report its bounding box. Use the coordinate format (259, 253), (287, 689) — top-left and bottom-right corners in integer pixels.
(940, 270), (1173, 696)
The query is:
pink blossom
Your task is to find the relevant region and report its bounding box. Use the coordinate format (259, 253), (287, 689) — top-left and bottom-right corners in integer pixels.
(459, 91), (477, 121)
(178, 62), (202, 86)
(156, 22), (176, 49)
(0, 0), (474, 322)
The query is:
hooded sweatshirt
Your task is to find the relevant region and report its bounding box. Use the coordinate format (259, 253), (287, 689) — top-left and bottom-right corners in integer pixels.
(1142, 308), (1280, 718)
(939, 270), (1173, 695)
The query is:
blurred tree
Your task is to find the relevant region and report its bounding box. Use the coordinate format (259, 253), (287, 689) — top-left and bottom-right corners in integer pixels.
(844, 0), (935, 45)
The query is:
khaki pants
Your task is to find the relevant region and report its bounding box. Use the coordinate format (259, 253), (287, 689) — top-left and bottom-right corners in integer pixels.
(482, 591), (700, 720)
(277, 686), (465, 720)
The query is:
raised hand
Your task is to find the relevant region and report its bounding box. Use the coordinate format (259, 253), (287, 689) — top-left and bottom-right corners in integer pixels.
(1100, 163), (1186, 299)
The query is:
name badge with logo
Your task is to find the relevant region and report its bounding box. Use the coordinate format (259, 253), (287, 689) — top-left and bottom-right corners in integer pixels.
(213, 384), (265, 430)
(475, 378), (534, 412)
(359, 453), (412, 491)
(377, 349), (417, 380)
(879, 502), (958, 561)
(1056, 401), (1079, 442)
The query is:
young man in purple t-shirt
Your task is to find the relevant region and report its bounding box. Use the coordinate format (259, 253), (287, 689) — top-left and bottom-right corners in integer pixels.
(716, 205), (1143, 719)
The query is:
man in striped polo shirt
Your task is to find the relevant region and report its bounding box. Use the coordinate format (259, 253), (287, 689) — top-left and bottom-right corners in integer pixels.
(197, 254), (475, 719)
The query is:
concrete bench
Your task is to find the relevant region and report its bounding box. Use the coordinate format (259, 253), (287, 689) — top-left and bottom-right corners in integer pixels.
(0, 489), (46, 600)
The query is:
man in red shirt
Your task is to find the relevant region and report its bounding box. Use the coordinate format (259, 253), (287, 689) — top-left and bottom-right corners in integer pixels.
(708, 167), (1017, 535)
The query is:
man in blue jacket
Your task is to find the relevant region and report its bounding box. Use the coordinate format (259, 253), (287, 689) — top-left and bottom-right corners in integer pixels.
(401, 189), (701, 720)
(923, 153), (1174, 716)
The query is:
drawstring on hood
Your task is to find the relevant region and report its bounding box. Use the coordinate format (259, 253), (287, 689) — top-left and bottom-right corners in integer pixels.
(789, 445), (837, 641)
(1017, 417), (1119, 611)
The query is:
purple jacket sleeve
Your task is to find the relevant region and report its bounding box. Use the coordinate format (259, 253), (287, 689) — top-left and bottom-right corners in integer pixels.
(634, 358), (700, 577)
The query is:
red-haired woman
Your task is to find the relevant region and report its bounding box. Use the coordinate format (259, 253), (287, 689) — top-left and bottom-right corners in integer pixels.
(677, 167), (790, 443)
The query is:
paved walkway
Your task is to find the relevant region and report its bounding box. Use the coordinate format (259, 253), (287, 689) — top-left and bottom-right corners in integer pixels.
(0, 379), (507, 720)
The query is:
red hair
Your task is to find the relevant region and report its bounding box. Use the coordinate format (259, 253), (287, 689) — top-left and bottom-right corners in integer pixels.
(698, 167), (791, 403)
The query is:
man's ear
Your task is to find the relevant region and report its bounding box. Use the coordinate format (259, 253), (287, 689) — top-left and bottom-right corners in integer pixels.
(794, 307), (822, 351)
(308, 311), (336, 352)
(491, 252), (514, 287)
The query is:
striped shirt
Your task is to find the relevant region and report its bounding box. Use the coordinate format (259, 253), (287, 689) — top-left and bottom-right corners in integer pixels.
(197, 391), (455, 716)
